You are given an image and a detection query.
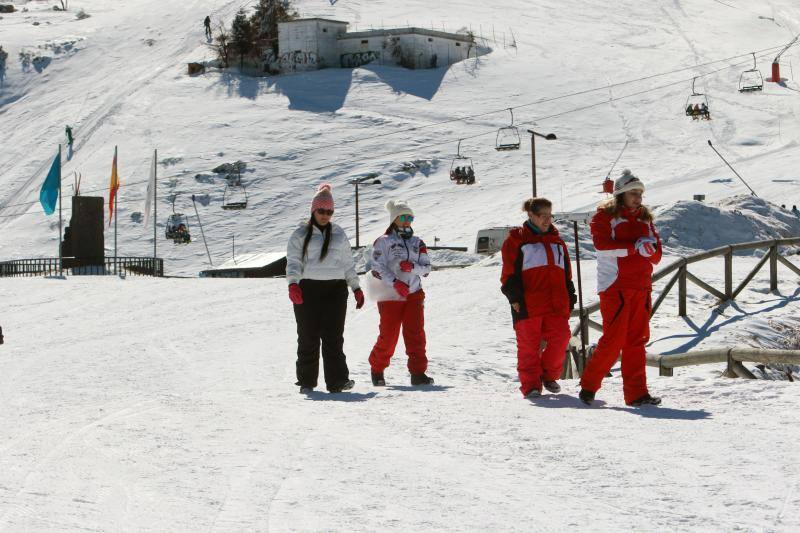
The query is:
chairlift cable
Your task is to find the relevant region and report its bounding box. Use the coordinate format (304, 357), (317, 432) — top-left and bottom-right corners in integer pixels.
(1, 43), (795, 215)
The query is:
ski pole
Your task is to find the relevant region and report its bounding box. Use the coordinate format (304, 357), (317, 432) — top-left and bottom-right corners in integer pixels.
(573, 220), (587, 375)
(707, 140), (758, 197)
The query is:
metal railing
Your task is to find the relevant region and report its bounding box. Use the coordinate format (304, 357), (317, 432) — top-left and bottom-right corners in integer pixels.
(563, 237), (800, 378)
(0, 257), (164, 277)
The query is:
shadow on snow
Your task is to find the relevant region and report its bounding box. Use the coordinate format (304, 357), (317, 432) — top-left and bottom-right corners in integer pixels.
(215, 63), (451, 112)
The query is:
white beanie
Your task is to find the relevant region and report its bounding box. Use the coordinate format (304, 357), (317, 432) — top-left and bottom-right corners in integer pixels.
(386, 199), (414, 222)
(614, 169), (645, 196)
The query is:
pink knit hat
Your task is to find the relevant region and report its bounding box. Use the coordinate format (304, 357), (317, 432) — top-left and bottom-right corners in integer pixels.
(311, 183), (334, 212)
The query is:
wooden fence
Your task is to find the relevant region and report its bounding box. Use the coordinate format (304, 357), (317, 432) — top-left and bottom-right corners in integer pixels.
(563, 237), (800, 378)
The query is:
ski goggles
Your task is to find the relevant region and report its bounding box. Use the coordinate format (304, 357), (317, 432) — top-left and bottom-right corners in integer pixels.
(398, 214), (414, 223)
(316, 208), (334, 216)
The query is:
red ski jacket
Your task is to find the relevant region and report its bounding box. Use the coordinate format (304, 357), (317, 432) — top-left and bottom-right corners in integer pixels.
(591, 206), (662, 293)
(500, 223), (575, 322)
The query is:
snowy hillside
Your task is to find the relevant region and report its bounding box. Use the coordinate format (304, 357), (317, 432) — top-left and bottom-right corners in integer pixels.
(2, 0), (800, 274)
(1, 268), (800, 531)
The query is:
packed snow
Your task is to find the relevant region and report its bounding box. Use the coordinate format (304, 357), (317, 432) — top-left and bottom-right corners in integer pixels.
(2, 0), (800, 530)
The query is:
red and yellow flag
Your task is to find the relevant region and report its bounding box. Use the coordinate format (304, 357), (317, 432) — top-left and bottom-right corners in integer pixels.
(108, 146), (119, 225)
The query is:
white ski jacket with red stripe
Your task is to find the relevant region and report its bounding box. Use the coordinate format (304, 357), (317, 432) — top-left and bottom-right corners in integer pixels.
(591, 207), (662, 294)
(368, 230), (431, 301)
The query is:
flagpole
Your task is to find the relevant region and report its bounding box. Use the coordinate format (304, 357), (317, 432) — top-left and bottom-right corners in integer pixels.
(154, 148), (158, 275)
(58, 144), (63, 276)
(114, 145), (118, 275)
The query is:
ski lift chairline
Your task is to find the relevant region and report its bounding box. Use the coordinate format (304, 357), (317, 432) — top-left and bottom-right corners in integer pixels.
(450, 139), (476, 185)
(739, 52), (764, 92)
(495, 108), (521, 151)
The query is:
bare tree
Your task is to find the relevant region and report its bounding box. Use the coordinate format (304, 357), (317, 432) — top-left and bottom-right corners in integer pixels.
(208, 22), (231, 68)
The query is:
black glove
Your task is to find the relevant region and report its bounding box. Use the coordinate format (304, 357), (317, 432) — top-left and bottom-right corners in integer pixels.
(567, 280), (577, 312)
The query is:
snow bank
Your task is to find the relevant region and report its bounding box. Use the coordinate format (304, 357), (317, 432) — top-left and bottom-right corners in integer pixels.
(654, 195), (800, 254)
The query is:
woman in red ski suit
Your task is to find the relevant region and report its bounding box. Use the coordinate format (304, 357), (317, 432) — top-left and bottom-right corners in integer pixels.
(501, 198), (576, 398)
(367, 200), (435, 387)
(579, 170), (662, 406)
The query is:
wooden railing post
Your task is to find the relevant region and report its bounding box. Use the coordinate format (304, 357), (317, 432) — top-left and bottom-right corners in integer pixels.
(769, 242), (778, 292)
(678, 265), (687, 317)
(724, 248), (733, 300)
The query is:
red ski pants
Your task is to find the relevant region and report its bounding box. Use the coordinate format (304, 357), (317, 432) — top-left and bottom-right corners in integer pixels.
(369, 290), (427, 374)
(580, 289), (651, 404)
(514, 315), (570, 395)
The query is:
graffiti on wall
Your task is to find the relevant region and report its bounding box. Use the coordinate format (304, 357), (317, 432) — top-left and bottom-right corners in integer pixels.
(264, 50), (319, 72)
(340, 51), (381, 68)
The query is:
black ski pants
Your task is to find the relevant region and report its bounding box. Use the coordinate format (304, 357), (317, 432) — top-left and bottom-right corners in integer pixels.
(293, 279), (350, 390)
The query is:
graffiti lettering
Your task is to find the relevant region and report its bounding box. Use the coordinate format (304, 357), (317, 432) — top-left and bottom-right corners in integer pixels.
(340, 51), (380, 68)
(263, 50), (319, 72)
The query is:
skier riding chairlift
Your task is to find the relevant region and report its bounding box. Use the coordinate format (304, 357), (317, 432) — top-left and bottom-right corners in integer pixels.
(165, 196), (191, 243)
(685, 77), (711, 120)
(450, 139), (475, 185)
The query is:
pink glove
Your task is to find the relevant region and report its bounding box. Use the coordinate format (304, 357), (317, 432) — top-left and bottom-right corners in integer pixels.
(354, 288), (365, 309)
(399, 260), (414, 272)
(393, 280), (410, 298)
(635, 237), (657, 258)
(288, 283), (303, 305)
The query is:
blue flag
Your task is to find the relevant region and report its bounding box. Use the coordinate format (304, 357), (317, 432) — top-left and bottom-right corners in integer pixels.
(39, 151), (60, 215)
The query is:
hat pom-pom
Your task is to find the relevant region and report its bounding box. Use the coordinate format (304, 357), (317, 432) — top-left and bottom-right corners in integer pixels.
(317, 183), (332, 193)
(385, 200), (395, 211)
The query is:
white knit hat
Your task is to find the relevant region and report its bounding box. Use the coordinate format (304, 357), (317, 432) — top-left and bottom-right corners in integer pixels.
(614, 169), (645, 196)
(386, 199), (414, 222)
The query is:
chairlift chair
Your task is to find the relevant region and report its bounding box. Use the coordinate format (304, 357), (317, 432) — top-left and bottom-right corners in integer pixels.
(495, 108), (521, 151)
(685, 77), (711, 120)
(738, 53), (764, 92)
(222, 182), (248, 210)
(165, 196), (191, 243)
(449, 139), (476, 185)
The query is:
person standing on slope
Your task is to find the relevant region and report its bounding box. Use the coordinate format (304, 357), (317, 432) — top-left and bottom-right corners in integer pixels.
(501, 197), (576, 398)
(579, 170), (662, 407)
(204, 16), (212, 39)
(286, 184), (365, 394)
(367, 200), (434, 387)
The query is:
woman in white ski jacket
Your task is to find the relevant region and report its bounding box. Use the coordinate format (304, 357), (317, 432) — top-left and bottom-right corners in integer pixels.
(367, 200), (434, 387)
(286, 184), (364, 394)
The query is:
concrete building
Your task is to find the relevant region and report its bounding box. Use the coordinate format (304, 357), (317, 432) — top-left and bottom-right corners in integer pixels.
(275, 19), (474, 72)
(275, 18), (349, 71)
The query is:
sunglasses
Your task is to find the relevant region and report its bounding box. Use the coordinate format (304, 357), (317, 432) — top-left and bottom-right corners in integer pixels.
(316, 208), (334, 216)
(398, 214), (414, 223)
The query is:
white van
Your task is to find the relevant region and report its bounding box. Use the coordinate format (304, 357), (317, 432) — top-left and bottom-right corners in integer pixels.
(475, 227), (514, 254)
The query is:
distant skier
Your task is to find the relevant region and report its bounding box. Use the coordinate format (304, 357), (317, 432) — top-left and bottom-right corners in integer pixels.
(367, 200), (434, 387)
(579, 170), (662, 407)
(285, 184), (364, 394)
(204, 16), (212, 39)
(501, 197), (576, 398)
(65, 125), (74, 146)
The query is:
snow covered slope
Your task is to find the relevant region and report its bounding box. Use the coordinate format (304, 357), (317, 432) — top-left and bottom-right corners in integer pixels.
(0, 271), (799, 531)
(2, 0), (800, 274)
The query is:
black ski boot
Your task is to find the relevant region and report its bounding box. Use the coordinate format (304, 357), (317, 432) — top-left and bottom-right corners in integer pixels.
(579, 389), (595, 406)
(629, 393), (661, 406)
(328, 379), (355, 393)
(410, 373), (434, 385)
(296, 381), (314, 394)
(371, 372), (386, 386)
(543, 380), (561, 394)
